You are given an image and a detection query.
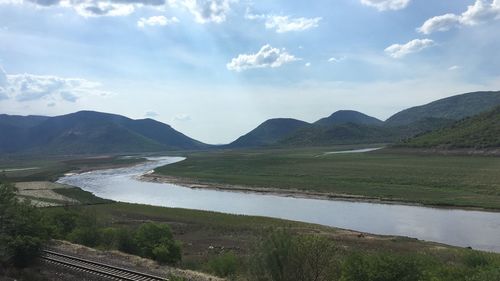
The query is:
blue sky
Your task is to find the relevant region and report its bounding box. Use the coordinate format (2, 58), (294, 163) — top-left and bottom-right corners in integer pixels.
(1, 0), (500, 144)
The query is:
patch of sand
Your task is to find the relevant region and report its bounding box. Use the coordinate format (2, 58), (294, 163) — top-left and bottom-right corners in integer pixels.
(15, 181), (78, 206)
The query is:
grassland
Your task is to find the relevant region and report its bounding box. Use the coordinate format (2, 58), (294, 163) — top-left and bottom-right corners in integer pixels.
(154, 147), (500, 209)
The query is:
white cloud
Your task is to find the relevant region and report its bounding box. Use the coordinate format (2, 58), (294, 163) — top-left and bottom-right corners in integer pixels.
(360, 0), (411, 11)
(417, 14), (461, 34)
(305, 62), (311, 67)
(448, 65), (461, 71)
(0, 66), (7, 87)
(0, 67), (104, 103)
(173, 114), (191, 121)
(137, 15), (179, 27)
(5, 0), (166, 17)
(0, 67), (7, 100)
(145, 111), (159, 117)
(0, 0), (23, 4)
(0, 87), (7, 100)
(73, 2), (135, 17)
(226, 44), (299, 72)
(60, 91), (79, 102)
(418, 0), (500, 34)
(264, 15), (321, 33)
(180, 0), (235, 23)
(245, 10), (321, 33)
(384, 39), (434, 58)
(328, 56), (345, 63)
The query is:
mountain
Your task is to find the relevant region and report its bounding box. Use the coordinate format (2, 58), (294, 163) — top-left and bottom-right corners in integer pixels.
(315, 110), (383, 127)
(0, 111), (209, 155)
(227, 118), (310, 148)
(0, 114), (49, 129)
(280, 123), (394, 147)
(385, 91), (500, 126)
(400, 106), (500, 149)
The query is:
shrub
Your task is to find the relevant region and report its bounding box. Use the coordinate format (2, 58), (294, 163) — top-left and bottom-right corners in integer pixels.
(251, 230), (339, 281)
(463, 252), (490, 268)
(207, 251), (239, 277)
(115, 227), (138, 254)
(0, 183), (48, 268)
(341, 253), (424, 281)
(42, 208), (79, 238)
(466, 266), (500, 281)
(134, 222), (181, 264)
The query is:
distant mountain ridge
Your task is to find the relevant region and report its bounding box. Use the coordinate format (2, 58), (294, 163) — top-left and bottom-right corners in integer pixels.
(385, 91), (500, 126)
(400, 106), (500, 149)
(228, 90), (500, 148)
(227, 118), (309, 148)
(0, 111), (209, 155)
(314, 110), (383, 126)
(2, 90), (500, 154)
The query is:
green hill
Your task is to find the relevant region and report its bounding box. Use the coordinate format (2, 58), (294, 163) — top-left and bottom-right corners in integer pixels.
(227, 118), (310, 148)
(401, 106), (500, 149)
(385, 91), (500, 126)
(279, 123), (395, 146)
(315, 110), (383, 126)
(0, 111), (210, 155)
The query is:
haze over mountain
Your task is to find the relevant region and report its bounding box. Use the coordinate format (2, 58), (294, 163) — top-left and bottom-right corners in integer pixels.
(0, 111), (209, 155)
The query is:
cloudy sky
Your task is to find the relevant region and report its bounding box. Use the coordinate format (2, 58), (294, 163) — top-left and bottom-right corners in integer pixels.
(1, 0), (500, 144)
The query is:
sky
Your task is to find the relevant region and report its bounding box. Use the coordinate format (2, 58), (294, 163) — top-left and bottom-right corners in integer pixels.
(0, 0), (500, 144)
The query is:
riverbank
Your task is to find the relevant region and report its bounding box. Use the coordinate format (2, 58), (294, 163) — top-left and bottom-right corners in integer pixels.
(153, 148), (500, 210)
(140, 173), (500, 212)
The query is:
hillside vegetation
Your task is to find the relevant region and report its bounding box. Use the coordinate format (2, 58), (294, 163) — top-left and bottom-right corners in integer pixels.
(226, 91), (500, 148)
(385, 91), (500, 126)
(0, 111), (209, 155)
(227, 118), (309, 148)
(314, 110), (383, 126)
(402, 106), (500, 149)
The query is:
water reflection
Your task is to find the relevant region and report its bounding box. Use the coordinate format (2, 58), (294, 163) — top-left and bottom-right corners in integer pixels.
(58, 157), (500, 253)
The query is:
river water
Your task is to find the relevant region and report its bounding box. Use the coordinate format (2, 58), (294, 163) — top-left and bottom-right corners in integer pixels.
(58, 156), (500, 253)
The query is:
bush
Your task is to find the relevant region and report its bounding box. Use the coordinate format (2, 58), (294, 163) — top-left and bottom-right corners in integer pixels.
(251, 230), (339, 281)
(0, 183), (48, 268)
(463, 252), (490, 268)
(207, 251), (239, 278)
(134, 222), (181, 264)
(115, 227), (138, 254)
(466, 266), (500, 281)
(341, 253), (424, 281)
(42, 208), (79, 238)
(99, 227), (118, 249)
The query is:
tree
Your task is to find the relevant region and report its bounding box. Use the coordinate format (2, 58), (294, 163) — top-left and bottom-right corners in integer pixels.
(134, 222), (181, 264)
(0, 183), (48, 267)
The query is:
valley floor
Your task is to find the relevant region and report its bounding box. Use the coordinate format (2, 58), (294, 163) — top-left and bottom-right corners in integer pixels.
(153, 146), (500, 210)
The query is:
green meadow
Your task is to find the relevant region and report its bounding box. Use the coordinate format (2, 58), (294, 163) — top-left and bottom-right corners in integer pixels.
(155, 147), (500, 209)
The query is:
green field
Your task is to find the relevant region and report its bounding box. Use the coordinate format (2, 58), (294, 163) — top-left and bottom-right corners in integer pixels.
(155, 147), (500, 209)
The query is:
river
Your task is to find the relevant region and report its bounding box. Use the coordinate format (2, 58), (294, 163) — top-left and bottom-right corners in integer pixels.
(57, 156), (500, 253)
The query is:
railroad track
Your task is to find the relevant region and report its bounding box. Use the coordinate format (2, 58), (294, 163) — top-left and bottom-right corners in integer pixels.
(41, 250), (167, 281)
